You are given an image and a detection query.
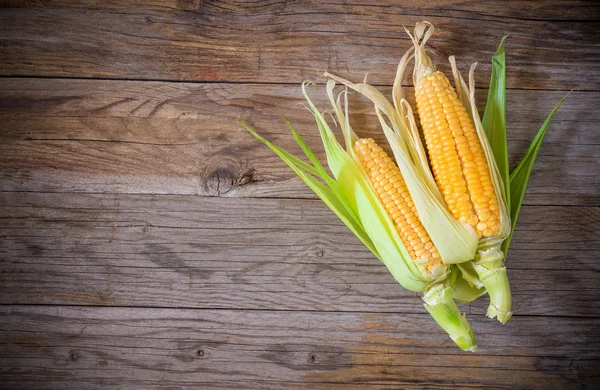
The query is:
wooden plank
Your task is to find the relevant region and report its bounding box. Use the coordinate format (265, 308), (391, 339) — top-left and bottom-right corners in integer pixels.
(1, 79), (596, 205)
(5, 0), (600, 20)
(1, 2), (599, 90)
(1, 192), (598, 316)
(1, 306), (598, 389)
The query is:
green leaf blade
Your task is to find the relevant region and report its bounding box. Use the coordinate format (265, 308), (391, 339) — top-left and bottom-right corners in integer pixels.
(483, 35), (510, 210)
(238, 119), (380, 259)
(239, 119), (321, 177)
(284, 117), (331, 181)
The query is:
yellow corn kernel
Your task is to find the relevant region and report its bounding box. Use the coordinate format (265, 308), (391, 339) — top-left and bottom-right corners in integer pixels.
(354, 138), (441, 273)
(415, 71), (501, 239)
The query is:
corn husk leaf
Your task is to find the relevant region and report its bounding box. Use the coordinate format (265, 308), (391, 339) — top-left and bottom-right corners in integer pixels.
(451, 264), (487, 304)
(461, 36), (566, 322)
(501, 94), (568, 255)
(478, 37), (568, 257)
(446, 45), (513, 322)
(447, 37), (510, 301)
(482, 36), (510, 206)
(238, 119), (379, 257)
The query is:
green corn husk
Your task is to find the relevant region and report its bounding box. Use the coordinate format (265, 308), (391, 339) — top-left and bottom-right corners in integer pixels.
(239, 80), (478, 351)
(463, 36), (513, 323)
(445, 35), (567, 324)
(469, 37), (567, 323)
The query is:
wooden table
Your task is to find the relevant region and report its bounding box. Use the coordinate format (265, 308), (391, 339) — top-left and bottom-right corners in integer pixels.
(1, 1), (599, 388)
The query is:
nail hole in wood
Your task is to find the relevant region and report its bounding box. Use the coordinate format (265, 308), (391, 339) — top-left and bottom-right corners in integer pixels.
(197, 349), (205, 357)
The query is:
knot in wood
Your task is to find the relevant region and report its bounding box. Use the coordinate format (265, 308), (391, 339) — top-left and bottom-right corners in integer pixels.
(204, 168), (256, 196)
(206, 168), (236, 196)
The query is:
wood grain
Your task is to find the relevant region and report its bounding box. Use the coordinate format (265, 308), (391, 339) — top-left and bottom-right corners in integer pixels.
(1, 192), (598, 316)
(1, 306), (599, 389)
(1, 79), (596, 205)
(1, 1), (598, 90)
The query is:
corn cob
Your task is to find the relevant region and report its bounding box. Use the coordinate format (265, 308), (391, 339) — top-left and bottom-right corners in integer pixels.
(405, 22), (512, 323)
(415, 71), (501, 239)
(354, 138), (442, 273)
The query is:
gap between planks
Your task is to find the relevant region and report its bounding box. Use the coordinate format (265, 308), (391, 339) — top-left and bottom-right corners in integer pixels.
(0, 75), (592, 93)
(0, 303), (598, 319)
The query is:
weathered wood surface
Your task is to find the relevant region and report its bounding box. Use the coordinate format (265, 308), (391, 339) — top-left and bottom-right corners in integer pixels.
(1, 306), (599, 389)
(1, 192), (599, 317)
(1, 1), (599, 388)
(1, 1), (599, 90)
(1, 79), (597, 205)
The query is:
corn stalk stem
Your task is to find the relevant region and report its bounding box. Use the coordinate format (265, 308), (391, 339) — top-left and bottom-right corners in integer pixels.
(472, 245), (513, 324)
(422, 283), (477, 352)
